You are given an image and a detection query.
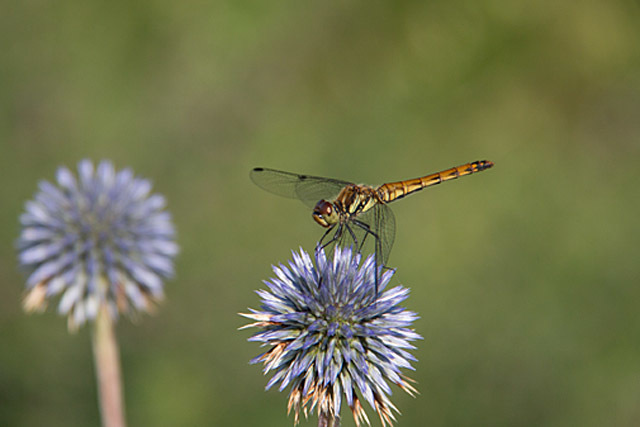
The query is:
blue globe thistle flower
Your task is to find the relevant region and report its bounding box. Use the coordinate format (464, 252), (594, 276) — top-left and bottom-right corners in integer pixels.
(17, 159), (178, 330)
(241, 246), (421, 426)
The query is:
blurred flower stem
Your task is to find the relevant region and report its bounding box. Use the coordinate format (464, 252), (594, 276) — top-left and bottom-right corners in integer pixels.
(92, 305), (126, 427)
(17, 160), (178, 426)
(318, 412), (340, 427)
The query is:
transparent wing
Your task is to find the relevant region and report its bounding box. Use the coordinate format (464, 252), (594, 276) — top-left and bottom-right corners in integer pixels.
(337, 222), (370, 255)
(355, 203), (396, 267)
(326, 203), (396, 269)
(374, 203), (396, 266)
(250, 167), (352, 208)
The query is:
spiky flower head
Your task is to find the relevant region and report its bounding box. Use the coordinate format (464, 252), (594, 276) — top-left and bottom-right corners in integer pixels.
(17, 159), (178, 330)
(241, 246), (421, 426)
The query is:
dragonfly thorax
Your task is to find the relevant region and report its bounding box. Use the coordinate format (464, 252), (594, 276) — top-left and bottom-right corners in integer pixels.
(312, 200), (340, 228)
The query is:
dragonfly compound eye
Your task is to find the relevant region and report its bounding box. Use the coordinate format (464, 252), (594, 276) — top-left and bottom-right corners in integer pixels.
(312, 200), (334, 227)
(314, 200), (332, 216)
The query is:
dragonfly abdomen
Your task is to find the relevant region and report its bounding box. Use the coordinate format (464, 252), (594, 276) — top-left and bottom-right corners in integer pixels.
(377, 160), (494, 203)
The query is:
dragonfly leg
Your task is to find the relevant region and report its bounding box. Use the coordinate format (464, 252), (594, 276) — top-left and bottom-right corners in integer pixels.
(317, 224), (342, 252)
(317, 226), (333, 249)
(351, 220), (372, 253)
(313, 226), (343, 290)
(344, 224), (360, 252)
(352, 219), (384, 297)
(352, 219), (381, 256)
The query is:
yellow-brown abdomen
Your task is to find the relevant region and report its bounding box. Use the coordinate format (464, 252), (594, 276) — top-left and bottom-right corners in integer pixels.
(377, 160), (494, 203)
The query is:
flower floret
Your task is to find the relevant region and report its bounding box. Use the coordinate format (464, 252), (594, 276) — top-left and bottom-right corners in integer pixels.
(241, 246), (421, 426)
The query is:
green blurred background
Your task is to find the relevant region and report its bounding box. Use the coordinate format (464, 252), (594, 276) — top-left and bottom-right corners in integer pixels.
(1, 1), (639, 426)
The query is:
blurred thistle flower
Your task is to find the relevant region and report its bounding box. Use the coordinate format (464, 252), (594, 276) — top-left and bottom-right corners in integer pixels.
(17, 159), (178, 331)
(241, 246), (421, 427)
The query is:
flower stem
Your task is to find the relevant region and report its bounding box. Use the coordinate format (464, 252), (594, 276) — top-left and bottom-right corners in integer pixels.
(318, 411), (340, 427)
(92, 305), (126, 427)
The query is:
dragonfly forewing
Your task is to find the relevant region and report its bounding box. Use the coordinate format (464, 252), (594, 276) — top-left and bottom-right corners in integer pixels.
(250, 167), (351, 208)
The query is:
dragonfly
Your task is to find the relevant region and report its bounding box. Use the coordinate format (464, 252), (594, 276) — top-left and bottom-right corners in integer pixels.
(251, 160), (494, 291)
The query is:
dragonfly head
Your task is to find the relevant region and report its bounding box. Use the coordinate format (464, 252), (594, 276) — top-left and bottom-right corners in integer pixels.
(313, 200), (339, 228)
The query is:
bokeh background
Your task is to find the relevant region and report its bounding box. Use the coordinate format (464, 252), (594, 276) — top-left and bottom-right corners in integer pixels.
(2, 1), (639, 426)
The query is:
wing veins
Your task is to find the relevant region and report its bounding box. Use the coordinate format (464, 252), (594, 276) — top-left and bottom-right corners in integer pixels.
(250, 167), (352, 207)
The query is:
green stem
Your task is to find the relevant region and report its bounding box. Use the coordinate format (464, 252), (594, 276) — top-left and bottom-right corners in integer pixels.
(92, 306), (126, 427)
